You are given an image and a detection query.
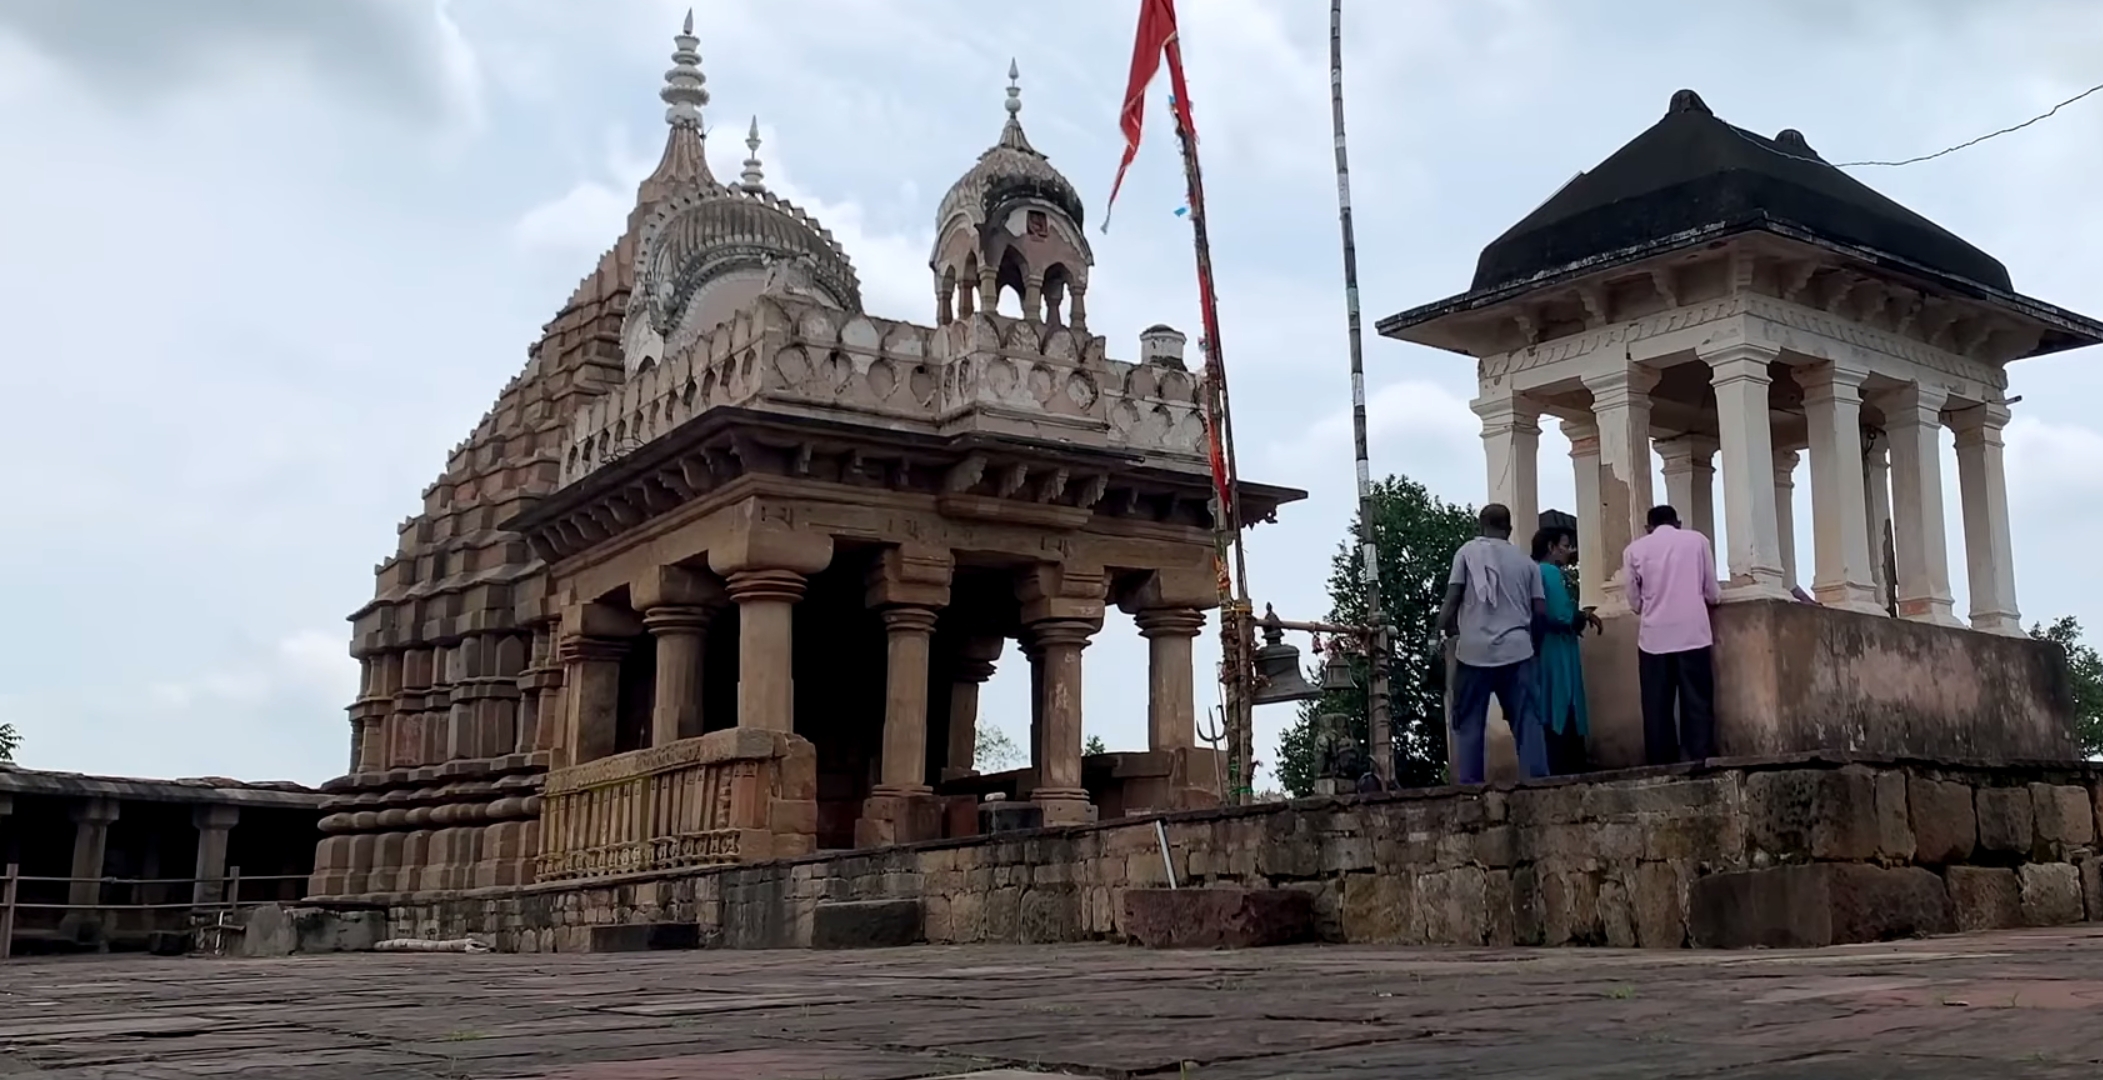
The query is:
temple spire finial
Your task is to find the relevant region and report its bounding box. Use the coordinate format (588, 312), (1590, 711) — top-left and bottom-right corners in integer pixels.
(998, 59), (1034, 153)
(662, 10), (709, 129)
(741, 117), (766, 192)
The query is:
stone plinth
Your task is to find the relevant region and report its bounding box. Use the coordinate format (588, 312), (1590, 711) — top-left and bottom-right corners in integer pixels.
(1580, 600), (2077, 769)
(1122, 887), (1314, 949)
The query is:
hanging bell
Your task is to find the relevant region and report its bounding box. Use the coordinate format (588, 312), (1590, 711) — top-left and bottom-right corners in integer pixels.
(1320, 643), (1356, 693)
(1249, 604), (1321, 706)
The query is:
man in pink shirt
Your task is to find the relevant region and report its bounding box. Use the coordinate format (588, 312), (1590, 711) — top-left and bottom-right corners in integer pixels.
(1621, 504), (1721, 765)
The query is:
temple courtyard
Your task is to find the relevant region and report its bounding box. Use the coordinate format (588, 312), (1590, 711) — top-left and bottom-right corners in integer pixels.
(3, 931), (2101, 1079)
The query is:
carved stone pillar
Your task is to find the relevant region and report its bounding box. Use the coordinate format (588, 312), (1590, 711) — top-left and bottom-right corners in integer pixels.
(1800, 361), (1882, 612)
(1702, 343), (1789, 597)
(1135, 608), (1206, 751)
(644, 606), (710, 745)
(724, 570), (806, 732)
(943, 638), (1003, 780)
(860, 545), (951, 847)
(191, 805), (239, 907)
(361, 653), (399, 773)
(557, 633), (626, 766)
(1951, 401), (2021, 634)
(1582, 365), (1658, 608)
(1022, 272), (1045, 324)
(1563, 419), (1607, 610)
(1883, 383), (1960, 625)
(936, 273), (954, 325)
(1068, 280), (1089, 333)
(1472, 392), (1540, 552)
(1774, 448), (1800, 590)
(1018, 562), (1105, 826)
(1658, 435), (1718, 543)
(978, 266), (999, 315)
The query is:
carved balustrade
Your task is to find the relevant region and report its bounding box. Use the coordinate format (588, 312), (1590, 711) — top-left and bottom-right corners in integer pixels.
(534, 727), (816, 882)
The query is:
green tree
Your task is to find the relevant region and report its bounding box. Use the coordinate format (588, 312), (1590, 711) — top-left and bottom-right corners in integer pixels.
(975, 725), (1022, 771)
(1083, 735), (1109, 756)
(1275, 476), (1476, 795)
(2030, 616), (2103, 758)
(0, 722), (16, 763)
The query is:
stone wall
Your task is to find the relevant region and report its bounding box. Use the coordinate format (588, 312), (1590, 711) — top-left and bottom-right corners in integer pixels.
(384, 755), (2103, 952)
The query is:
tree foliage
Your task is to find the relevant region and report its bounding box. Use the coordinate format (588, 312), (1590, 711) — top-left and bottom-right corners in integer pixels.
(975, 725), (1022, 771)
(1275, 476), (1477, 795)
(2030, 616), (2103, 759)
(0, 722), (16, 763)
(1083, 734), (1109, 756)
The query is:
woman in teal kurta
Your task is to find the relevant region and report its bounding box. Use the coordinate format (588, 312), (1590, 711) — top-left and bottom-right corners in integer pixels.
(1530, 526), (1598, 775)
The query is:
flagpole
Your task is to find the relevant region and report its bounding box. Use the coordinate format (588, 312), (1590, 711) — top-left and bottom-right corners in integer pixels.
(1327, 0), (1393, 785)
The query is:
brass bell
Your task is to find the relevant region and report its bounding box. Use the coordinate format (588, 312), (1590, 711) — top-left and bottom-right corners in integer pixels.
(1320, 641), (1356, 693)
(1249, 604), (1321, 706)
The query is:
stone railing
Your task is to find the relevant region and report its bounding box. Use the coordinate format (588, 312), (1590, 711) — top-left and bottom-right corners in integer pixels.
(534, 728), (816, 883)
(559, 296), (1208, 486)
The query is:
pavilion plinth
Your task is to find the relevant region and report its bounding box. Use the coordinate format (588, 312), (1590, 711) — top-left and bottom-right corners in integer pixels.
(1577, 601), (2077, 770)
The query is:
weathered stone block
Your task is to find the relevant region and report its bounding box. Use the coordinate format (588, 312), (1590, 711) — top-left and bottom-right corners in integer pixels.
(1974, 787), (2034, 855)
(1874, 771), (1913, 861)
(1339, 873), (1409, 944)
(1597, 878), (1637, 948)
(2018, 863), (2085, 927)
(1688, 864), (1951, 949)
(1415, 867), (1488, 945)
(1017, 887), (1080, 944)
(1907, 776), (1976, 865)
(1510, 865), (1544, 946)
(1946, 865), (2022, 932)
(1539, 863), (1601, 946)
(1122, 887), (1314, 949)
(977, 800), (1042, 834)
(2030, 784), (2095, 856)
(1745, 768), (1879, 862)
(587, 922), (700, 952)
(810, 899), (923, 949)
(1473, 825), (1515, 869)
(1631, 862), (1686, 949)
(1483, 870), (1515, 947)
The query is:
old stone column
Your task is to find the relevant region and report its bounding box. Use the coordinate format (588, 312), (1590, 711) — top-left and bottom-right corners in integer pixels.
(1135, 608), (1206, 751)
(190, 805), (239, 907)
(1563, 419), (1607, 610)
(1022, 272), (1045, 324)
(1883, 382), (1961, 625)
(1018, 563), (1106, 825)
(62, 798), (119, 941)
(723, 570), (805, 732)
(635, 563), (726, 747)
(1473, 392), (1539, 549)
(1951, 401), (2022, 634)
(1701, 343), (1789, 597)
(1068, 280), (1089, 333)
(860, 546), (951, 846)
(1581, 365), (1658, 608)
(1774, 449), (1800, 590)
(556, 608), (629, 766)
(1657, 435), (1718, 543)
(1800, 361), (1882, 611)
(1863, 431), (1895, 611)
(977, 266), (999, 315)
(943, 638), (1003, 780)
(362, 653), (400, 773)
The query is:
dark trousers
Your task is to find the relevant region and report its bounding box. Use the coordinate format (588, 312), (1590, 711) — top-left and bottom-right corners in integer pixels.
(1639, 646), (1716, 766)
(1545, 723), (1589, 776)
(1451, 658), (1546, 785)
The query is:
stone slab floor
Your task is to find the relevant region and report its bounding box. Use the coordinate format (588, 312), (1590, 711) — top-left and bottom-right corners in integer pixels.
(4, 929), (2103, 1079)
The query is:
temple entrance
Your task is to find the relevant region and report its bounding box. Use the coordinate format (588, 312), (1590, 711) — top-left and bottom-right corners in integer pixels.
(792, 551), (887, 851)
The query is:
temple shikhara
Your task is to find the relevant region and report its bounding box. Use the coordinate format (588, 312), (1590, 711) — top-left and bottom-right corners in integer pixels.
(1382, 90), (2102, 774)
(308, 16), (1297, 901)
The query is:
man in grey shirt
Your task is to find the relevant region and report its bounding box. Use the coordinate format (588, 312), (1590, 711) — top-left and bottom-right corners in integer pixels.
(1439, 503), (1548, 784)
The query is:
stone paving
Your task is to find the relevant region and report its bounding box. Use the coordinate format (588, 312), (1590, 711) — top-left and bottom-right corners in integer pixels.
(3, 929), (2102, 1078)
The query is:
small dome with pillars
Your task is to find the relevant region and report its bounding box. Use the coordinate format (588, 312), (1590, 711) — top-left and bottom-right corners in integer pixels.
(622, 11), (861, 371)
(930, 62), (1093, 331)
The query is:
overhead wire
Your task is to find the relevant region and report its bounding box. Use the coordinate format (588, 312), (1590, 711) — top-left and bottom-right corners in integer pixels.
(1733, 80), (2103, 170)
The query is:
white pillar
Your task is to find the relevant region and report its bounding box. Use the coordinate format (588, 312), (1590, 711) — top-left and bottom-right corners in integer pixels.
(1774, 448), (1800, 590)
(1581, 365), (1658, 611)
(1474, 393), (1540, 550)
(1563, 419), (1606, 610)
(1658, 435), (1718, 543)
(1700, 343), (1789, 598)
(1799, 361), (1882, 612)
(1864, 430), (1894, 611)
(1883, 383), (1961, 626)
(1950, 401), (2021, 635)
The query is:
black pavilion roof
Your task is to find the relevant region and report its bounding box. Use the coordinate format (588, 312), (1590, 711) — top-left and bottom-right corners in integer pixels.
(1470, 89), (2013, 293)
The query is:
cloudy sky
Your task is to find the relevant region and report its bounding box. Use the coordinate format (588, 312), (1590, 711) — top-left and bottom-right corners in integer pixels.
(1, 0), (2098, 788)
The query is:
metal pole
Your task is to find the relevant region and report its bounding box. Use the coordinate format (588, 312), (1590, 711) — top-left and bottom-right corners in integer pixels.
(1329, 0), (1393, 784)
(1164, 38), (1257, 804)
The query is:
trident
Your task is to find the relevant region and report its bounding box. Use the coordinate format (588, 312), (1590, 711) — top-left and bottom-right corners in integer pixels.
(1197, 707), (1228, 800)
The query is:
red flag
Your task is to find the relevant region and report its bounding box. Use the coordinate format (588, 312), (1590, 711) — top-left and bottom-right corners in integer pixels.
(1104, 0), (1181, 230)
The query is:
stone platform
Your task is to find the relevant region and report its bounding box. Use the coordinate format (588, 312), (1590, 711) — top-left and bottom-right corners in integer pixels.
(6, 932), (2103, 1077)
(374, 754), (2103, 953)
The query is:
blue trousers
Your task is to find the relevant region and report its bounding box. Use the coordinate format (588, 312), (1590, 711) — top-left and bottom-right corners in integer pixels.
(1451, 658), (1548, 785)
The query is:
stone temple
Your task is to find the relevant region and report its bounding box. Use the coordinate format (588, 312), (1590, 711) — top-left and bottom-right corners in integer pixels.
(307, 17), (1299, 901)
(1382, 90), (2103, 772)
